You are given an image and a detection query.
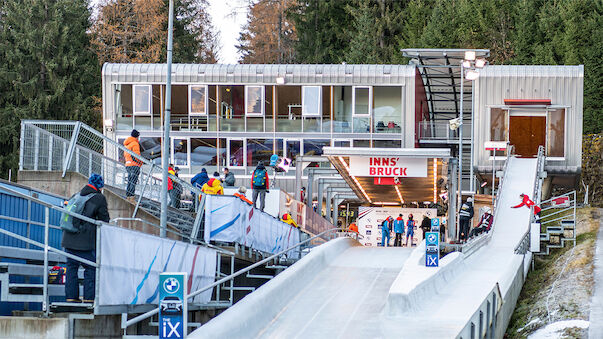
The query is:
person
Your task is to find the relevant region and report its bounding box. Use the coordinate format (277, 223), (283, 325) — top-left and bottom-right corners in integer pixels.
(512, 193), (541, 216)
(251, 162), (269, 211)
(300, 187), (306, 203)
(381, 217), (392, 247)
(469, 207), (494, 238)
(201, 178), (223, 195)
(123, 129), (142, 203)
(62, 174), (109, 303)
(420, 215), (431, 240)
(167, 165), (181, 208)
(190, 168), (210, 209)
(393, 214), (404, 247)
(348, 222), (358, 233)
(234, 186), (253, 205)
(223, 168), (236, 187)
(405, 214), (416, 247)
(281, 213), (299, 228)
(459, 197), (474, 242)
(213, 171), (221, 182)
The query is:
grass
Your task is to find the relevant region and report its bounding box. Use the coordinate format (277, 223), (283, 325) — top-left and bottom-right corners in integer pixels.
(505, 207), (600, 338)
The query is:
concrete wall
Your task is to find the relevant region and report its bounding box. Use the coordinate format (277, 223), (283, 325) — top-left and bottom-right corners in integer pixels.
(17, 171), (179, 240)
(0, 316), (67, 339)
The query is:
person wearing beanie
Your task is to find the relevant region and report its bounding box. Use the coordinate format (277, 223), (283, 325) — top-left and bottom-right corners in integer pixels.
(123, 129), (142, 203)
(234, 186), (252, 205)
(251, 162), (269, 211)
(61, 173), (109, 303)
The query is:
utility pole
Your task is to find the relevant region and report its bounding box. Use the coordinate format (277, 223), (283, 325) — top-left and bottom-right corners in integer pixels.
(160, 0), (174, 238)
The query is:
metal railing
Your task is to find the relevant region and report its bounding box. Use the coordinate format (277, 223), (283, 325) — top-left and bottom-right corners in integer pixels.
(417, 121), (473, 141)
(121, 227), (351, 333)
(20, 120), (202, 232)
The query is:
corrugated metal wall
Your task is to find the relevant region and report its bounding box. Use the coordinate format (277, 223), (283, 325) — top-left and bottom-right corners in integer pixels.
(473, 65), (584, 173)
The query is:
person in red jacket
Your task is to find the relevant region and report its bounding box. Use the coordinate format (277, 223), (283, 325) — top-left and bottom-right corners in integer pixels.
(511, 193), (541, 215)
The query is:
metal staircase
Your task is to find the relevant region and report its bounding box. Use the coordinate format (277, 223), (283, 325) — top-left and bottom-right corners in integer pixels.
(537, 191), (577, 255)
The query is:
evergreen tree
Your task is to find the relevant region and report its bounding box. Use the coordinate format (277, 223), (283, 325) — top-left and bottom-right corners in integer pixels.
(343, 1), (380, 64)
(0, 0), (100, 178)
(171, 0), (219, 63)
(397, 0), (435, 59)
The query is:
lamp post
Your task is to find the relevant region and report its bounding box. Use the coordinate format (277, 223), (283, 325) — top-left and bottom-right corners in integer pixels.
(160, 0), (174, 238)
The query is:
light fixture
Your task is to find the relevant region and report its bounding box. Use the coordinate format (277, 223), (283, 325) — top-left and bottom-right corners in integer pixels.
(475, 58), (487, 68)
(338, 156), (372, 203)
(462, 60), (471, 68)
(276, 77), (285, 85)
(394, 185), (404, 204)
(464, 50), (476, 61)
(466, 70), (479, 80)
(449, 117), (461, 130)
(104, 119), (114, 127)
(373, 202), (400, 206)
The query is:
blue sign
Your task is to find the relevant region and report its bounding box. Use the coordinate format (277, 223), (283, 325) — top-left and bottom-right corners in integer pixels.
(159, 273), (187, 339)
(430, 218), (440, 232)
(425, 232), (439, 267)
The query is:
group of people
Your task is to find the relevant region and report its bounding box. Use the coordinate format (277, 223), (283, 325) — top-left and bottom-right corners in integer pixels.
(458, 197), (495, 243)
(380, 214), (418, 247)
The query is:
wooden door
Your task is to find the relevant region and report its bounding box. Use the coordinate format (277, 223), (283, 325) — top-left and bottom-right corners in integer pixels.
(509, 116), (546, 157)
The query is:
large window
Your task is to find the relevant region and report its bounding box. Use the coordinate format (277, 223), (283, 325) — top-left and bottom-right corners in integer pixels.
(189, 85), (208, 115)
(490, 108), (508, 156)
(373, 87), (402, 134)
(228, 139), (244, 167)
(547, 109), (565, 157)
(247, 139), (275, 166)
(352, 86), (372, 116)
(172, 138), (189, 168)
(133, 85), (152, 115)
(190, 138), (218, 167)
(245, 86), (264, 116)
(302, 86), (321, 116)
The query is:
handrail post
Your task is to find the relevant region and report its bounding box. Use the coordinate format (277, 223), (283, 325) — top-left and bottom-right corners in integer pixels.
(190, 194), (206, 243)
(133, 164), (154, 218)
(95, 223), (102, 314)
(43, 207), (49, 316)
(62, 122), (82, 177)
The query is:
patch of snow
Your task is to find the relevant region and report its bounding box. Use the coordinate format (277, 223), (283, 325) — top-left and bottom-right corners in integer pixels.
(518, 318), (541, 332)
(527, 320), (589, 339)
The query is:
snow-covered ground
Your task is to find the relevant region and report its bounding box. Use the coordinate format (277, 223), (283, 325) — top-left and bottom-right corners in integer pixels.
(527, 320), (589, 339)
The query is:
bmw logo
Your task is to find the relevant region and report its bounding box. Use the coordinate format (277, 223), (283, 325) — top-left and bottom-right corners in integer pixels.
(163, 277), (180, 294)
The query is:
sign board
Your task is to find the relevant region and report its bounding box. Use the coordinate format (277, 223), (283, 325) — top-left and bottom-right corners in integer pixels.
(159, 273), (187, 339)
(484, 141), (508, 151)
(349, 157), (427, 177)
(430, 217), (440, 232)
(425, 232), (439, 267)
(357, 207), (437, 247)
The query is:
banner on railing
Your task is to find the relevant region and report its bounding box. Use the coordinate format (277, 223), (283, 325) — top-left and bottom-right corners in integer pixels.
(204, 195), (300, 259)
(98, 225), (217, 306)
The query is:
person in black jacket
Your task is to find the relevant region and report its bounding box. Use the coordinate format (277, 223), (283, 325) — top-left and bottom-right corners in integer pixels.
(458, 197), (474, 243)
(62, 174), (110, 303)
(420, 215), (431, 240)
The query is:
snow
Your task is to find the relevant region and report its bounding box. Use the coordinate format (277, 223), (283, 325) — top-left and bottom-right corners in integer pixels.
(518, 318), (541, 332)
(527, 320), (590, 339)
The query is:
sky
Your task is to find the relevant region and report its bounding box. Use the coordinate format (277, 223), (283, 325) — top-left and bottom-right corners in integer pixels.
(207, 0), (249, 64)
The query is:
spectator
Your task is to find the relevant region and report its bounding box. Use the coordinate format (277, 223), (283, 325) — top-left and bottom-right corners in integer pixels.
(281, 213), (299, 228)
(62, 174), (109, 303)
(405, 214), (416, 247)
(381, 217), (392, 247)
(393, 214), (404, 247)
(123, 129), (142, 203)
(300, 187), (306, 203)
(512, 193), (541, 216)
(167, 165), (181, 208)
(348, 221), (358, 233)
(420, 215), (431, 240)
(469, 207), (494, 238)
(201, 178), (223, 195)
(234, 186), (253, 205)
(251, 162), (269, 211)
(223, 168), (236, 187)
(459, 197), (474, 243)
(190, 168), (210, 210)
(213, 171), (221, 182)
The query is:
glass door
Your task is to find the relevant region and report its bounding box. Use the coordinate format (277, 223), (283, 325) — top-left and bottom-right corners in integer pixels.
(227, 138), (245, 168)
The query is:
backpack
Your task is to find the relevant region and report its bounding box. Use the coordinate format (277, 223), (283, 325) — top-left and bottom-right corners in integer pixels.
(60, 193), (95, 233)
(252, 169), (266, 188)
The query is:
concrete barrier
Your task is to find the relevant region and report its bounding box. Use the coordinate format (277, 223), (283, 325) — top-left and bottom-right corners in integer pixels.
(0, 316), (68, 339)
(189, 237), (359, 338)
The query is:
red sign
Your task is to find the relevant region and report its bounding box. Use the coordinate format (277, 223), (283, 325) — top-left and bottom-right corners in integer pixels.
(374, 177), (397, 185)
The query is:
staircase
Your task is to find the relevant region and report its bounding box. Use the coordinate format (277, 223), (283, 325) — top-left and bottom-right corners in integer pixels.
(537, 191), (577, 255)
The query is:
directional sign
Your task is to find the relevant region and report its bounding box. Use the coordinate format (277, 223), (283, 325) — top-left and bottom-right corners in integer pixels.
(159, 273), (187, 339)
(425, 232), (440, 267)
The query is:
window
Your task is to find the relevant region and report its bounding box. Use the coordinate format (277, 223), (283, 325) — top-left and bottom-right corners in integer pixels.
(133, 85), (152, 115)
(247, 139), (275, 166)
(245, 86), (264, 116)
(172, 138), (189, 168)
(302, 86), (321, 116)
(190, 138), (218, 167)
(547, 109), (565, 157)
(189, 85), (208, 115)
(228, 139), (244, 167)
(490, 108), (508, 141)
(352, 86), (372, 116)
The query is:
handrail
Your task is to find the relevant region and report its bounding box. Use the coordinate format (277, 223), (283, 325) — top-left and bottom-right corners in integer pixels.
(122, 227), (347, 330)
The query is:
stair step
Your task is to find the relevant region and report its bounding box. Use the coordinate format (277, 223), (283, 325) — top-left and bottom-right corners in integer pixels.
(246, 273), (274, 280)
(221, 286), (255, 292)
(50, 302), (93, 313)
(8, 283), (66, 296)
(0, 246), (65, 263)
(0, 263), (85, 278)
(265, 265), (288, 270)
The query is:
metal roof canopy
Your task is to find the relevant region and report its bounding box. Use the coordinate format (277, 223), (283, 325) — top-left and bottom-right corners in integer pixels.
(323, 147), (450, 204)
(401, 49), (490, 122)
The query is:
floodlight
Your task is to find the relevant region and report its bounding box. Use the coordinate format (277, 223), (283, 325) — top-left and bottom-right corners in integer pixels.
(449, 117), (461, 130)
(475, 58), (487, 68)
(276, 77), (285, 85)
(464, 51), (476, 61)
(466, 70), (479, 80)
(462, 60), (471, 68)
(104, 119), (114, 127)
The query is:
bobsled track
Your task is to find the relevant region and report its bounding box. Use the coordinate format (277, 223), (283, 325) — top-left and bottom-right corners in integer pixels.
(190, 157), (538, 339)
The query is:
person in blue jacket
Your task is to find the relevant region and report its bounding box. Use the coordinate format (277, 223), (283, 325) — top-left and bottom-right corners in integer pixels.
(190, 168), (209, 209)
(393, 214), (405, 247)
(381, 217), (392, 247)
(405, 214), (416, 247)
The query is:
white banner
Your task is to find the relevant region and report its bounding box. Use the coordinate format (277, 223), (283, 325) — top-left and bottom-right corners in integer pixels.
(348, 156), (427, 177)
(356, 207), (437, 247)
(99, 225), (217, 306)
(204, 195), (301, 259)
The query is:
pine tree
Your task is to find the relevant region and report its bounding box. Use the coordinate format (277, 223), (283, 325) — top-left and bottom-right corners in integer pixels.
(171, 0), (219, 63)
(0, 0), (100, 178)
(343, 1), (380, 64)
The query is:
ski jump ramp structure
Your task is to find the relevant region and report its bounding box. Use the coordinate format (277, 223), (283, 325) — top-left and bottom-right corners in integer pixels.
(190, 157), (540, 339)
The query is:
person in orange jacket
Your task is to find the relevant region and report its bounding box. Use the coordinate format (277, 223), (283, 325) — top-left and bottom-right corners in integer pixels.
(234, 186), (253, 205)
(123, 130), (143, 203)
(281, 213), (299, 228)
(512, 193), (541, 216)
(201, 178), (224, 195)
(348, 222), (358, 233)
